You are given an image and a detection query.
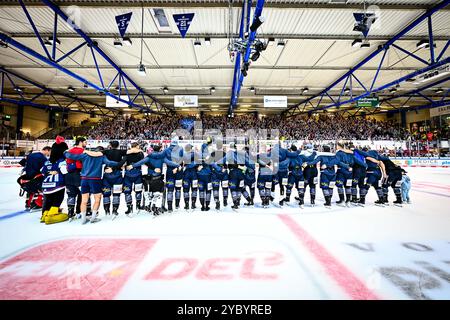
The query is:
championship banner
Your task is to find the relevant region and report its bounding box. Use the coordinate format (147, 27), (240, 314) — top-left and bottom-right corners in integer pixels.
(115, 12), (133, 38)
(173, 13), (195, 38)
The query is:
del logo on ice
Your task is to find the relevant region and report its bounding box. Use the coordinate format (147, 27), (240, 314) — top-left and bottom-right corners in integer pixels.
(173, 13), (195, 38)
(0, 238), (156, 300)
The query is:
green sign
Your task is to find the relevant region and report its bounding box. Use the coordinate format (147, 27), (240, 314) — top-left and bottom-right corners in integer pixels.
(356, 97), (379, 108)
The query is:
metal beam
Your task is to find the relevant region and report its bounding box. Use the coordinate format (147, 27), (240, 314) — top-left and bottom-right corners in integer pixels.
(292, 56), (450, 114)
(1, 0), (446, 10)
(0, 32), (165, 115)
(7, 33), (450, 42)
(3, 64), (424, 72)
(282, 0), (450, 117)
(40, 0), (174, 115)
(230, 0), (265, 115)
(229, 0), (247, 116)
(0, 66), (119, 117)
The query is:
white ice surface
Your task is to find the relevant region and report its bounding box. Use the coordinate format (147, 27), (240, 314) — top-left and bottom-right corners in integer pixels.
(0, 167), (449, 300)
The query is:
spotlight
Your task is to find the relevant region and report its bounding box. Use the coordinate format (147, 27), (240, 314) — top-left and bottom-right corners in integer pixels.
(351, 39), (363, 48)
(44, 39), (52, 47)
(277, 40), (285, 47)
(122, 37), (132, 46)
(267, 37), (275, 46)
(389, 87), (397, 93)
(250, 87), (255, 92)
(205, 37), (211, 46)
(254, 40), (266, 52)
(360, 41), (370, 48)
(137, 63), (146, 76)
(47, 36), (60, 46)
(68, 86), (75, 93)
(406, 77), (416, 82)
(250, 16), (265, 32)
(241, 62), (249, 77)
(194, 39), (201, 47)
(163, 87), (169, 93)
(0, 40), (8, 48)
(14, 87), (23, 93)
(435, 88), (444, 94)
(302, 87), (309, 94)
(250, 51), (260, 62)
(416, 39), (429, 49)
(210, 87), (216, 93)
(344, 87), (351, 94)
(113, 39), (123, 47)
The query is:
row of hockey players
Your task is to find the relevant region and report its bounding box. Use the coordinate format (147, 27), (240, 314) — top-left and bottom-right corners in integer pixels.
(18, 135), (411, 224)
(73, 136), (412, 218)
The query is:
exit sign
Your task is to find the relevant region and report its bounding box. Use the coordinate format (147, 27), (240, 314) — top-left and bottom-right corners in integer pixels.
(356, 97), (379, 108)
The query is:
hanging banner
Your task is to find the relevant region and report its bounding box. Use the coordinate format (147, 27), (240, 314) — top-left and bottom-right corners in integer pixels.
(174, 95), (198, 107)
(106, 95), (130, 108)
(264, 96), (288, 108)
(356, 97), (379, 108)
(173, 13), (195, 38)
(430, 105), (450, 118)
(115, 12), (133, 38)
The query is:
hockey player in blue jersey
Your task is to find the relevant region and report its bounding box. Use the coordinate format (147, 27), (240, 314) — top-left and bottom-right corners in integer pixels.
(242, 146), (257, 207)
(355, 147), (387, 207)
(380, 155), (404, 206)
(269, 142), (299, 200)
(307, 145), (350, 208)
(216, 142), (247, 210)
(280, 144), (316, 208)
(197, 151), (222, 211)
(301, 144), (319, 206)
(182, 144), (199, 211)
(211, 148), (229, 211)
(120, 142), (145, 215)
(350, 145), (368, 206)
(164, 138), (184, 212)
(257, 148), (274, 208)
(335, 142), (355, 207)
(128, 144), (181, 215)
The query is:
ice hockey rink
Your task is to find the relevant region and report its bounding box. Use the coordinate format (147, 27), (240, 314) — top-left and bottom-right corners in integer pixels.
(0, 166), (449, 300)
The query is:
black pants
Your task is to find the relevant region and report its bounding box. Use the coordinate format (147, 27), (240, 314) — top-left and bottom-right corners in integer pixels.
(43, 189), (65, 212)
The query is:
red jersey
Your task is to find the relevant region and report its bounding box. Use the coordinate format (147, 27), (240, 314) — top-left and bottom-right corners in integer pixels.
(66, 146), (84, 170)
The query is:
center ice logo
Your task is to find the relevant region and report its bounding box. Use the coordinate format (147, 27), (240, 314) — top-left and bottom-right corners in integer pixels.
(0, 238), (157, 300)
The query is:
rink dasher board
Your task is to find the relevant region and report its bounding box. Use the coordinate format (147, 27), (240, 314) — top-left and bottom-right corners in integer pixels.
(2, 157), (450, 169)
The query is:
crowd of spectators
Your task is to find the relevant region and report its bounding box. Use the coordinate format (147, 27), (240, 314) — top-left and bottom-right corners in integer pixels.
(87, 113), (414, 141)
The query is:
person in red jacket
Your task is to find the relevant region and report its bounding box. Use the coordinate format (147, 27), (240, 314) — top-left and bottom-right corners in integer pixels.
(65, 136), (91, 219)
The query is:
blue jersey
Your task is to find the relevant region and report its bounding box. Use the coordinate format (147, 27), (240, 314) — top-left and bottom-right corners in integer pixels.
(64, 152), (118, 180)
(289, 152), (316, 173)
(133, 151), (180, 176)
(41, 158), (68, 194)
(25, 152), (48, 177)
(353, 149), (368, 168)
(308, 154), (349, 176)
(358, 150), (381, 171)
(335, 150), (355, 172)
(164, 144), (184, 169)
